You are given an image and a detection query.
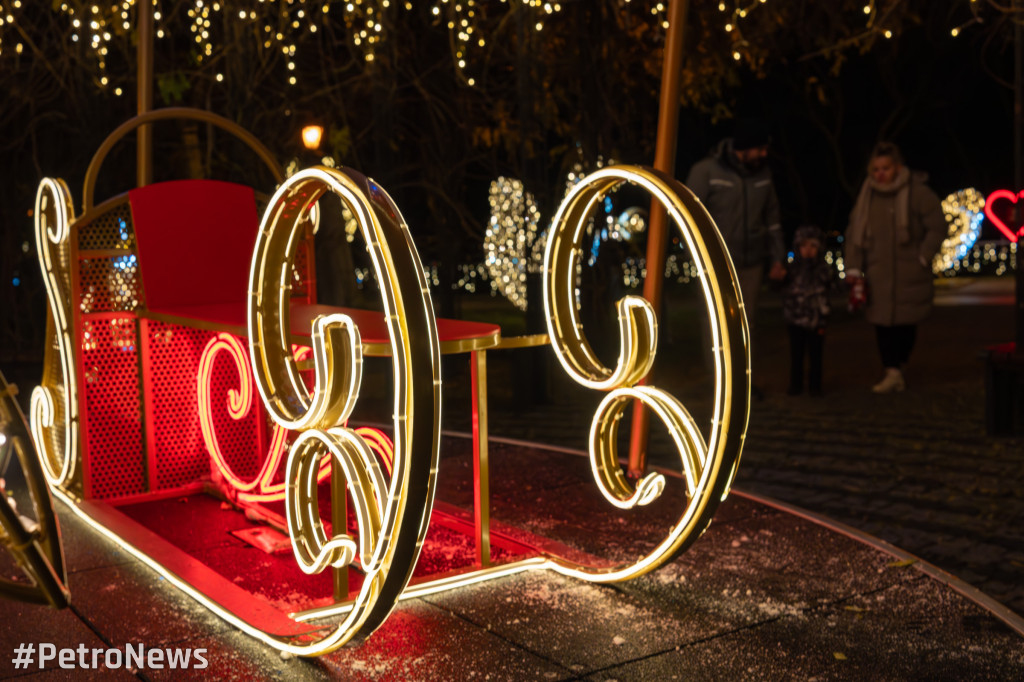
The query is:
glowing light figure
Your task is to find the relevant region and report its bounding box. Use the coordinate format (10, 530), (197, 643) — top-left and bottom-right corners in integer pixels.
(935, 188), (985, 274)
(483, 177), (541, 311)
(29, 179), (80, 488)
(247, 166), (442, 654)
(486, 157), (618, 308)
(984, 189), (1024, 244)
(542, 165), (750, 582)
(26, 154), (747, 656)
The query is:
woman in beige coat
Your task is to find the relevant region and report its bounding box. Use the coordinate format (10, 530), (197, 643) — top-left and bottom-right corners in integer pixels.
(844, 142), (947, 393)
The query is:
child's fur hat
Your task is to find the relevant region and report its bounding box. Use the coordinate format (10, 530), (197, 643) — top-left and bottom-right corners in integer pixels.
(793, 225), (824, 248)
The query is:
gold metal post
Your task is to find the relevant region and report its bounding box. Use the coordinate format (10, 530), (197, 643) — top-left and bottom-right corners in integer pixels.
(471, 349), (491, 567)
(136, 0), (154, 187)
(331, 455), (349, 601)
(628, 0), (689, 477)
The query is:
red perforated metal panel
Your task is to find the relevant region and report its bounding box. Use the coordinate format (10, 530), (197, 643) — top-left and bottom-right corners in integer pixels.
(77, 206), (145, 500)
(81, 315), (144, 499)
(79, 257), (141, 314)
(144, 323), (266, 491)
(144, 321), (208, 490)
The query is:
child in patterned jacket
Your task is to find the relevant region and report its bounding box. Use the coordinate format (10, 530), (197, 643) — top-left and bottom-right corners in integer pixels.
(783, 226), (833, 396)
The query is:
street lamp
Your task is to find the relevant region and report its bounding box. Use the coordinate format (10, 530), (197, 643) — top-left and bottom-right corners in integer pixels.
(302, 124), (324, 151)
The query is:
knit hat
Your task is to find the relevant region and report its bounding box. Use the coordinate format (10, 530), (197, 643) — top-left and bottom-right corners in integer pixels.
(793, 225), (823, 249)
(732, 118), (771, 151)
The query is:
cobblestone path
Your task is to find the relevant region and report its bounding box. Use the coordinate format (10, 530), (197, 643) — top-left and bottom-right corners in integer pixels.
(458, 279), (1024, 618)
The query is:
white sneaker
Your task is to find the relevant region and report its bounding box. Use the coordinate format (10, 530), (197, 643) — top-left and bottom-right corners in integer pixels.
(872, 368), (905, 394)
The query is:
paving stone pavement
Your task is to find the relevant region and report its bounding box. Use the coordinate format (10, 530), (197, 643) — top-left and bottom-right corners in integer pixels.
(453, 277), (1024, 620)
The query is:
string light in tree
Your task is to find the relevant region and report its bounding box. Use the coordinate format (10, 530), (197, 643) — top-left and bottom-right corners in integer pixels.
(0, 1), (24, 58)
(431, 0), (565, 84)
(950, 0), (984, 38)
(5, 1), (1006, 96)
(429, 0), (668, 84)
(2, 2), (674, 93)
(716, 0), (774, 63)
(0, 2), (157, 93)
(716, 0), (935, 64)
(55, 1), (143, 92)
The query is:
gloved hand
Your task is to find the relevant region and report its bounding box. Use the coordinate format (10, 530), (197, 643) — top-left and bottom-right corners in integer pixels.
(848, 276), (867, 313)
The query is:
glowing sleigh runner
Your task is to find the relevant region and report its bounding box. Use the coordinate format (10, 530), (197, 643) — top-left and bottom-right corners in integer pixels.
(12, 108), (750, 656)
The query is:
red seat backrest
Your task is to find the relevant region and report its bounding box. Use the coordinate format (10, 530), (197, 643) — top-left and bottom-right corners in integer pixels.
(129, 179), (260, 312)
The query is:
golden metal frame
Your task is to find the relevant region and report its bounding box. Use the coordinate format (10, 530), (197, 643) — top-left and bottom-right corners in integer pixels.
(82, 107), (284, 214)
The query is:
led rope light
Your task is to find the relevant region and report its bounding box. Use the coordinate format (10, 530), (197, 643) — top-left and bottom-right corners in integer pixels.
(542, 165), (750, 582)
(984, 189), (1024, 244)
(197, 332), (262, 491)
(30, 178), (80, 488)
(286, 427), (387, 575)
(247, 166), (441, 654)
(197, 332), (395, 504)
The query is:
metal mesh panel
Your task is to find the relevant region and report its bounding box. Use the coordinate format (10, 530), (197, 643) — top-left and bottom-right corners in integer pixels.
(78, 202), (135, 251)
(206, 339), (264, 481)
(82, 315), (144, 499)
(147, 322), (208, 489)
(146, 322), (263, 490)
(79, 257), (141, 314)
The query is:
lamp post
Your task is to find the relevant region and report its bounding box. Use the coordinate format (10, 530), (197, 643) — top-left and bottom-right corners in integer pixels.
(302, 124), (324, 152)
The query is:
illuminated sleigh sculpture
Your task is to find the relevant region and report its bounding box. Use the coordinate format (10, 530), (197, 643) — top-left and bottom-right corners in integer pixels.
(26, 108), (750, 655)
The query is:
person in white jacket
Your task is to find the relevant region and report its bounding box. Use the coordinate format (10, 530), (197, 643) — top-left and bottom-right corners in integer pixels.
(844, 142), (946, 394)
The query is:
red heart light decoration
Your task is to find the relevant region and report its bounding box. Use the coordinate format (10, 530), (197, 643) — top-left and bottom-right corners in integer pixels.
(984, 189), (1024, 243)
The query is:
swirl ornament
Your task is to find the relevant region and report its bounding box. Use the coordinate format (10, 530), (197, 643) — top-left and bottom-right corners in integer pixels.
(543, 165), (750, 582)
(30, 178), (80, 489)
(197, 332), (292, 501)
(197, 333), (393, 502)
(247, 166), (441, 654)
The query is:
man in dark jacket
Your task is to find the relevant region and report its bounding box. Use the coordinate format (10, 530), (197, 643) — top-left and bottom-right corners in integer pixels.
(685, 118), (786, 397)
(685, 119), (786, 306)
